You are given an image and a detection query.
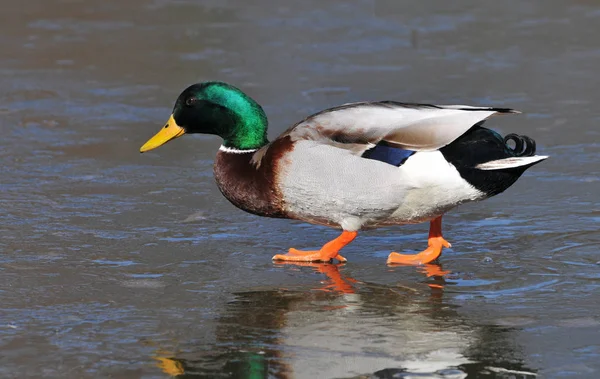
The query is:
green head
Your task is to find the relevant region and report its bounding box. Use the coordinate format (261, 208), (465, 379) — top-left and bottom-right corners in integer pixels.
(140, 82), (269, 152)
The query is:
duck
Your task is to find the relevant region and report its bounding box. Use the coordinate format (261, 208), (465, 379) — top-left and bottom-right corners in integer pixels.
(140, 82), (547, 265)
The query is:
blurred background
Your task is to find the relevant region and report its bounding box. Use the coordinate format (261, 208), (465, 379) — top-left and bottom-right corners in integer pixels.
(1, 0), (599, 378)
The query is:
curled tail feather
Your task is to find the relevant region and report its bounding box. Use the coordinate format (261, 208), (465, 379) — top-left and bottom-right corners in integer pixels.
(504, 133), (536, 157)
(477, 133), (548, 170)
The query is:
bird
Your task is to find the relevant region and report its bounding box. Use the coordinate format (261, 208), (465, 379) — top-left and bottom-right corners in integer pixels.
(140, 82), (547, 265)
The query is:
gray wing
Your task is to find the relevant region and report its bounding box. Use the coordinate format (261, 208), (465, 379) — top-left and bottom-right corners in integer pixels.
(287, 101), (519, 154)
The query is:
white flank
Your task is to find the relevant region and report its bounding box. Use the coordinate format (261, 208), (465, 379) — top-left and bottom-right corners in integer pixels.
(218, 145), (258, 154)
(476, 155), (549, 170)
(387, 151), (484, 222)
(279, 142), (485, 229)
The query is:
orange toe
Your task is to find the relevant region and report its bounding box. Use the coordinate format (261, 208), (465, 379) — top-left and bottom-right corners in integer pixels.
(272, 249), (331, 262)
(271, 249), (347, 263)
(334, 254), (347, 263)
(435, 236), (451, 249)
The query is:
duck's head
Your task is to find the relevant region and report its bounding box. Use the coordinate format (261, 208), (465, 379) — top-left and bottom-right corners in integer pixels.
(140, 82), (268, 153)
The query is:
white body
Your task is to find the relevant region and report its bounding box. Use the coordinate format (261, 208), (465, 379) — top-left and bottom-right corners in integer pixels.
(279, 141), (485, 231)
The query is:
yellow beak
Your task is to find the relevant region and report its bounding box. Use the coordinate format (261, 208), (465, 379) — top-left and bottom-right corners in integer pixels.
(140, 114), (185, 153)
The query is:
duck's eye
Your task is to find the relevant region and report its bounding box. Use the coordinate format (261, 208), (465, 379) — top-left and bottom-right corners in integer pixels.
(185, 97), (197, 107)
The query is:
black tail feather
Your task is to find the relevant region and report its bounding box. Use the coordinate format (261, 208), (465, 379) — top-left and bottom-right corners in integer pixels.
(440, 127), (543, 197)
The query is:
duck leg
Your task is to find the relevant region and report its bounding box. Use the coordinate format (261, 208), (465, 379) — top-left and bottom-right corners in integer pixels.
(387, 216), (451, 265)
(272, 231), (357, 263)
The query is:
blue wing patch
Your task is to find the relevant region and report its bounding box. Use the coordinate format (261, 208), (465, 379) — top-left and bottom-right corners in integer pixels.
(361, 142), (415, 167)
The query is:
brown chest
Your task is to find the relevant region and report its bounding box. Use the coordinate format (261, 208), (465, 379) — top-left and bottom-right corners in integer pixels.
(213, 139), (293, 218)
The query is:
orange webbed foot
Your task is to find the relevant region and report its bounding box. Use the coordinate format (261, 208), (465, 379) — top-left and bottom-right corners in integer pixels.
(387, 216), (451, 266)
(387, 236), (451, 265)
(272, 231), (356, 263)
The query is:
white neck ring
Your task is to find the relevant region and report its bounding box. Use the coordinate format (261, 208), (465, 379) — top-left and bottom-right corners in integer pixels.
(219, 145), (258, 154)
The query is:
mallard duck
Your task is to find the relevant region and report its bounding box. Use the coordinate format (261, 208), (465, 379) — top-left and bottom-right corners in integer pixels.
(140, 82), (547, 265)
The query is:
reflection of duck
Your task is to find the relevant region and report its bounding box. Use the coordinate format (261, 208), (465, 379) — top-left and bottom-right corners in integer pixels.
(152, 265), (536, 378)
(140, 82), (547, 265)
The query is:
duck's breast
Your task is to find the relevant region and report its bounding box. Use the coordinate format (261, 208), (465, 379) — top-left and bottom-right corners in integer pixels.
(213, 138), (295, 218)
